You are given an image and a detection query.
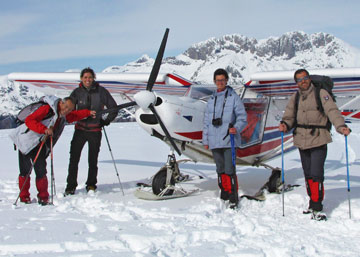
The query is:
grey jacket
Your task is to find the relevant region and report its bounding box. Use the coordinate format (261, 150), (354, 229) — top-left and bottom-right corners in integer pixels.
(203, 86), (247, 149)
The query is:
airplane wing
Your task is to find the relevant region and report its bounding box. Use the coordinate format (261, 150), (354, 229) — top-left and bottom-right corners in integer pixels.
(245, 68), (360, 97)
(7, 72), (192, 104)
(245, 67), (360, 122)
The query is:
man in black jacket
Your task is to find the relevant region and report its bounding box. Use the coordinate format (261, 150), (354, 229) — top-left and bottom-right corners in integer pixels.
(65, 67), (117, 195)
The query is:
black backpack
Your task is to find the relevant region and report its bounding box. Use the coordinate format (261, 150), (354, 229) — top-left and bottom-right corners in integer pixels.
(16, 99), (54, 127)
(294, 75), (335, 132)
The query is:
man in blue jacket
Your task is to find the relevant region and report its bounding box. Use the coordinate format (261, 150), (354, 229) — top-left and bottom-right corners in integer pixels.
(203, 69), (247, 209)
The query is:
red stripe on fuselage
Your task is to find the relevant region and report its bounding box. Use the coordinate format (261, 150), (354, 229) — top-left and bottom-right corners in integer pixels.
(175, 131), (202, 140)
(259, 80), (287, 84)
(237, 135), (292, 158)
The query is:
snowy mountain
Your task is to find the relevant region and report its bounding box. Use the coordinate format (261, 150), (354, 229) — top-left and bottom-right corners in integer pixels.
(103, 31), (360, 84)
(0, 75), (44, 128)
(1, 31), (360, 128)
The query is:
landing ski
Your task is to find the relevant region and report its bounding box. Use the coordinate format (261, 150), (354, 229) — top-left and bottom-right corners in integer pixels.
(134, 188), (199, 200)
(136, 174), (203, 188)
(240, 184), (300, 201)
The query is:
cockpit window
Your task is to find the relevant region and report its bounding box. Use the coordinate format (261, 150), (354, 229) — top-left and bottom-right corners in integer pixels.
(239, 98), (269, 148)
(186, 85), (216, 100)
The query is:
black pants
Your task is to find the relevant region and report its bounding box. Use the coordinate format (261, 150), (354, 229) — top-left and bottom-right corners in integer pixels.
(299, 144), (327, 182)
(19, 144), (47, 179)
(212, 148), (235, 175)
(66, 130), (102, 190)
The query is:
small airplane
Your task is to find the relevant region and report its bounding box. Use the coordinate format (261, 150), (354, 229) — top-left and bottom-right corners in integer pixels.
(7, 29), (360, 200)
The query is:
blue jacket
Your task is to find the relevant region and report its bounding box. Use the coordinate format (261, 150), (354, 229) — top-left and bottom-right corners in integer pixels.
(203, 86), (247, 149)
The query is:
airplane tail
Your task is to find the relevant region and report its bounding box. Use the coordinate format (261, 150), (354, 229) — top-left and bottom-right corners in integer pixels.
(166, 73), (192, 86)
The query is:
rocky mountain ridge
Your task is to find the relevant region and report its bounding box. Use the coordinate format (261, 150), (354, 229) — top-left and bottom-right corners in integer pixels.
(1, 31), (360, 128)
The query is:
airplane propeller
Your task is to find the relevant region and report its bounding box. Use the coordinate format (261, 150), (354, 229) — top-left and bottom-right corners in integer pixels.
(137, 28), (181, 156)
(98, 28), (181, 156)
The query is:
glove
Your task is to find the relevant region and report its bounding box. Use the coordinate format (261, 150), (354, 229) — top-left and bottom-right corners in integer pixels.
(100, 119), (111, 127)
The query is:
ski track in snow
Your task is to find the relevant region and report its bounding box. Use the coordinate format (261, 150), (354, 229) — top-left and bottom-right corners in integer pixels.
(0, 123), (360, 256)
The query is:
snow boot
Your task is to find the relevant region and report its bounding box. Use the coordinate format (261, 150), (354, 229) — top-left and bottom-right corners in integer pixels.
(86, 185), (97, 193)
(64, 188), (76, 196)
(19, 175), (31, 204)
(218, 174), (229, 201)
(228, 174), (239, 209)
(36, 176), (49, 205)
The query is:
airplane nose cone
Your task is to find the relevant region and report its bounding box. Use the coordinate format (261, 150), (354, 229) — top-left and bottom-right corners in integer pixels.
(134, 91), (156, 110)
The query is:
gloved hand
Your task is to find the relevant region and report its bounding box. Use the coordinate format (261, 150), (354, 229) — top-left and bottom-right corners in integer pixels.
(100, 119), (111, 127)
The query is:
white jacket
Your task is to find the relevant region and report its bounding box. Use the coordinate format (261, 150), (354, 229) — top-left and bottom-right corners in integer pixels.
(9, 95), (60, 155)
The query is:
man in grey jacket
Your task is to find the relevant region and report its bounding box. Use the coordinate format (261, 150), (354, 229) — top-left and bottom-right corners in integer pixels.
(203, 69), (247, 209)
(279, 68), (351, 220)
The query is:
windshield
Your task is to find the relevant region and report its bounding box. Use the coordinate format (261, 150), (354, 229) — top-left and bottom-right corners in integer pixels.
(185, 85), (216, 100)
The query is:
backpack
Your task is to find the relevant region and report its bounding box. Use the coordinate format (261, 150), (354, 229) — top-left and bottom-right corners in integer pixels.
(294, 75), (335, 132)
(16, 98), (54, 127)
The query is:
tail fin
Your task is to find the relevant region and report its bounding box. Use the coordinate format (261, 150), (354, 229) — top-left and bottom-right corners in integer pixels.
(166, 73), (192, 86)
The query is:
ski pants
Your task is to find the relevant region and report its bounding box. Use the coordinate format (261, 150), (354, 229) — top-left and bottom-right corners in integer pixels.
(66, 129), (102, 190)
(212, 148), (235, 175)
(18, 144), (47, 179)
(299, 144), (327, 182)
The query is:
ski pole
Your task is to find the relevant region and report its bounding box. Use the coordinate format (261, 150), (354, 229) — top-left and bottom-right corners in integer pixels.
(103, 127), (124, 196)
(14, 136), (48, 206)
(230, 134), (236, 168)
(229, 124), (236, 168)
(281, 132), (285, 216)
(345, 135), (351, 219)
(50, 136), (56, 205)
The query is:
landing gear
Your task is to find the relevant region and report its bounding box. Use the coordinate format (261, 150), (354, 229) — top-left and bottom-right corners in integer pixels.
(266, 168), (281, 193)
(134, 152), (198, 200)
(152, 155), (176, 195)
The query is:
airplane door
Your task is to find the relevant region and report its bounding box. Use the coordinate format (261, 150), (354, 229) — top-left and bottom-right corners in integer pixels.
(239, 98), (269, 148)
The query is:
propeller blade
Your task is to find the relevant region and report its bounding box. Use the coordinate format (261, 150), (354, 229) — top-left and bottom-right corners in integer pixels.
(149, 104), (181, 156)
(97, 101), (137, 116)
(146, 28), (169, 92)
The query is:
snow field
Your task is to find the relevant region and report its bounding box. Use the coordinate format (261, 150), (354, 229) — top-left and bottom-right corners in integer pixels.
(0, 123), (359, 256)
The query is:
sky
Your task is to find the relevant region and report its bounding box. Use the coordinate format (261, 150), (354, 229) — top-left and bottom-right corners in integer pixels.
(0, 0), (359, 75)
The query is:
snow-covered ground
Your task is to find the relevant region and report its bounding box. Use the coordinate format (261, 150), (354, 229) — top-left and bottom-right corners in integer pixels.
(0, 122), (360, 256)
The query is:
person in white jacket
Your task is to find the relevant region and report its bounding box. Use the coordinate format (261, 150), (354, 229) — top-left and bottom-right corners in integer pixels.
(10, 96), (95, 205)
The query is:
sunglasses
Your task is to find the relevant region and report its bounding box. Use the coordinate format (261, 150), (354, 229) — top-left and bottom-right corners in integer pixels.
(296, 76), (310, 83)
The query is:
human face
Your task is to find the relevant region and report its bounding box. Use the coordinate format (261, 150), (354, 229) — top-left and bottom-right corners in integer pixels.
(214, 75), (228, 91)
(295, 71), (311, 91)
(59, 100), (75, 117)
(81, 72), (94, 88)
